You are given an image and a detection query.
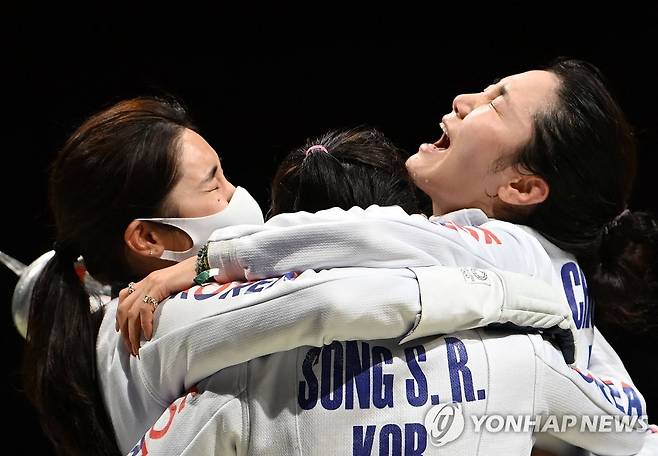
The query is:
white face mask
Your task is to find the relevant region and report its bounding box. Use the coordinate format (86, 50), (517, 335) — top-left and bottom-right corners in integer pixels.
(139, 186), (264, 262)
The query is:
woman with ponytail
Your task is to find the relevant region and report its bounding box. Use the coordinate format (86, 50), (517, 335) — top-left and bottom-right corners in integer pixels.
(268, 127), (419, 217)
(25, 244), (117, 455)
(22, 96), (264, 455)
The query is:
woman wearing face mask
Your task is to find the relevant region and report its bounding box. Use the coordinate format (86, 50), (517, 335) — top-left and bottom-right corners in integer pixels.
(22, 97), (265, 455)
(23, 99), (570, 455)
(117, 59), (656, 453)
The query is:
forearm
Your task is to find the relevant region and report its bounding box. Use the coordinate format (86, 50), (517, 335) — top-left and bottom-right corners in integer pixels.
(138, 267), (422, 401)
(208, 209), (440, 281)
(206, 205), (540, 282)
(138, 265), (575, 403)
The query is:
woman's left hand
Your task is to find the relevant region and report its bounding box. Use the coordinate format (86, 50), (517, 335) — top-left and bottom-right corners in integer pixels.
(116, 256), (197, 356)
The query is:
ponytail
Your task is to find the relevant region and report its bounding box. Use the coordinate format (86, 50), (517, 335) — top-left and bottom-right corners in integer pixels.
(269, 128), (419, 217)
(23, 248), (119, 455)
(500, 60), (656, 331)
(580, 210), (658, 329)
(22, 96), (193, 454)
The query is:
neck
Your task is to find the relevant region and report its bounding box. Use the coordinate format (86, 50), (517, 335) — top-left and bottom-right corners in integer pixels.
(432, 201), (448, 217)
(431, 199), (494, 218)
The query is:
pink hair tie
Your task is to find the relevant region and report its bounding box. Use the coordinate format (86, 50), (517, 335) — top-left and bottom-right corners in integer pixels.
(305, 145), (328, 156)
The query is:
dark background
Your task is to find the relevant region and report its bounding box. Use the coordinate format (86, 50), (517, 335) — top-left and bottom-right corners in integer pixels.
(3, 32), (657, 453)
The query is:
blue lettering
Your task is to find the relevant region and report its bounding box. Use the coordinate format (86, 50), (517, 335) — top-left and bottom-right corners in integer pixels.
(263, 271), (298, 290)
(173, 273), (299, 303)
(218, 282), (253, 299)
(582, 271), (591, 329)
(345, 342), (371, 410)
(127, 436), (144, 456)
(380, 424), (402, 456)
(353, 425), (376, 456)
(193, 283), (226, 300)
(623, 384), (644, 416)
(373, 346), (394, 408)
(446, 337), (475, 402)
(321, 342), (344, 410)
(246, 279), (273, 293)
(594, 378), (614, 405)
(573, 368), (638, 411)
(606, 382), (625, 414)
(561, 262), (592, 329)
(404, 423), (427, 456)
(298, 347), (320, 410)
(405, 346), (428, 407)
(574, 368), (595, 384)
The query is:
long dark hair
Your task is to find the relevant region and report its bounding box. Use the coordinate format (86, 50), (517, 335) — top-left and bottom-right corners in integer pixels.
(270, 127), (419, 217)
(511, 59), (657, 326)
(24, 97), (194, 455)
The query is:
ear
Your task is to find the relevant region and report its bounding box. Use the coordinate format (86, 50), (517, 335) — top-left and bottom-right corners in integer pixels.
(497, 174), (549, 206)
(123, 220), (166, 258)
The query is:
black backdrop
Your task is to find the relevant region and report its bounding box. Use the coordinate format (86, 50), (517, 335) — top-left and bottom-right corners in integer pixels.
(4, 36), (658, 453)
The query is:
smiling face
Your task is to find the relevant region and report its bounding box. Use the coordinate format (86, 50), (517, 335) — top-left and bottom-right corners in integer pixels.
(406, 70), (559, 216)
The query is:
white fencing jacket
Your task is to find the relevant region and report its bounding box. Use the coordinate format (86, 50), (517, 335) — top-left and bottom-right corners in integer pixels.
(94, 206), (649, 455)
(101, 265), (573, 453)
(125, 332), (651, 456)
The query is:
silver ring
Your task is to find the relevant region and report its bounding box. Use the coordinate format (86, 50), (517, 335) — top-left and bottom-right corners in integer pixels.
(128, 282), (136, 294)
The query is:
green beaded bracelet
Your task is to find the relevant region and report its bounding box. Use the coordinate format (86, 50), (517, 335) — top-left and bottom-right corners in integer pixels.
(194, 269), (213, 286)
(196, 243), (210, 275)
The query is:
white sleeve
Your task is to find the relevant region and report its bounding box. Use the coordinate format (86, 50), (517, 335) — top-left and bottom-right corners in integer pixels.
(206, 205), (546, 282)
(138, 267), (422, 403)
(532, 337), (648, 455)
(137, 265), (571, 405)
